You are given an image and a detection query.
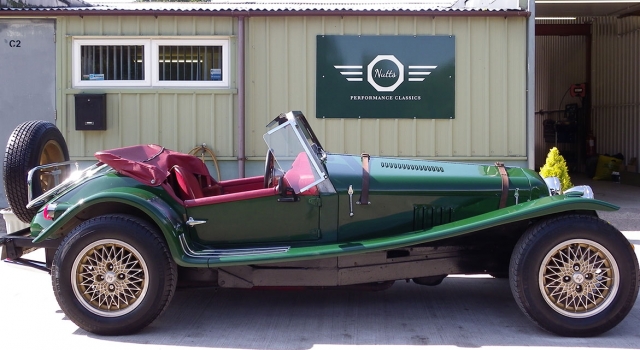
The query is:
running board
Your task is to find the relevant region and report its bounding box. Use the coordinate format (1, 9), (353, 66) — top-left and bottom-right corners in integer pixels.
(179, 234), (290, 258)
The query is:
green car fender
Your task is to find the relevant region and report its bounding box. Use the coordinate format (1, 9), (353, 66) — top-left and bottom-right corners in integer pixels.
(31, 189), (201, 266)
(207, 195), (619, 266)
(31, 190), (619, 268)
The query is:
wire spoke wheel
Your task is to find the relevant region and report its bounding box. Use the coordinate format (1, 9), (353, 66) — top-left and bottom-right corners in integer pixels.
(510, 214), (638, 336)
(539, 239), (619, 318)
(38, 139), (67, 192)
(71, 239), (149, 317)
(54, 216), (177, 335)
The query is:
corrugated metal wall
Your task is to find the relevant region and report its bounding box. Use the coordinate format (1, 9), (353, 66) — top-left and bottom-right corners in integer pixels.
(534, 34), (587, 169)
(58, 16), (237, 160)
(591, 16), (640, 166)
(48, 14), (640, 173)
(56, 15), (528, 166)
(246, 16), (527, 161)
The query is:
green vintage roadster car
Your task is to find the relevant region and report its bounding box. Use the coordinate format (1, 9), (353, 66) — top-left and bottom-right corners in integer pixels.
(1, 111), (638, 337)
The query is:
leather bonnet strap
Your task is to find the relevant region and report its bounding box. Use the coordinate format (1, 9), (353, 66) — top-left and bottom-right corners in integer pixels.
(358, 153), (371, 205)
(495, 162), (509, 209)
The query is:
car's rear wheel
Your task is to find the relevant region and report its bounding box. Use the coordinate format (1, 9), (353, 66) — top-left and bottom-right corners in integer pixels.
(510, 214), (639, 336)
(3, 120), (69, 223)
(51, 215), (176, 335)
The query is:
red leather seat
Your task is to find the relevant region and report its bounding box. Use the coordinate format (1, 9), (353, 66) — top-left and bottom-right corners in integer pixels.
(171, 166), (204, 200)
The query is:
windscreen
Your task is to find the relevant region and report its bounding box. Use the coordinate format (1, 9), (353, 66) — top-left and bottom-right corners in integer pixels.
(263, 121), (325, 193)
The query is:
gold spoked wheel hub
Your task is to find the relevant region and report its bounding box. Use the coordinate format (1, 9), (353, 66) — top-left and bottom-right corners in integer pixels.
(39, 140), (66, 191)
(71, 239), (149, 317)
(539, 239), (619, 318)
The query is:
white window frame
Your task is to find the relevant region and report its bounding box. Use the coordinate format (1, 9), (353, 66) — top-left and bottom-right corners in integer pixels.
(152, 39), (229, 88)
(73, 38), (151, 88)
(72, 37), (230, 88)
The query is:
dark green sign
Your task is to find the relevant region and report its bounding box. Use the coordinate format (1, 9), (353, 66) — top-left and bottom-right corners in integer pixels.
(316, 35), (455, 119)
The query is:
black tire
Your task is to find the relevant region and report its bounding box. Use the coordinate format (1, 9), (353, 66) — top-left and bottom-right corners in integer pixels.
(510, 214), (639, 337)
(3, 120), (69, 223)
(51, 215), (177, 335)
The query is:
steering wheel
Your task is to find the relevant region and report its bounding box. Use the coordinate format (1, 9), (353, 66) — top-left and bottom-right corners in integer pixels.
(264, 149), (275, 188)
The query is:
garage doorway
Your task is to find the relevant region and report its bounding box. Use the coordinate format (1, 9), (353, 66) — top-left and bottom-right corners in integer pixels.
(534, 24), (590, 172)
(0, 19), (56, 207)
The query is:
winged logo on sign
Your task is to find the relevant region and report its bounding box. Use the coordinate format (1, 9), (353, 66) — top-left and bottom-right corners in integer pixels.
(334, 55), (437, 92)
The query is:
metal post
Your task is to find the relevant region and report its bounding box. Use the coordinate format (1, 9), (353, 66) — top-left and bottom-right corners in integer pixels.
(526, 0), (536, 170)
(237, 15), (246, 178)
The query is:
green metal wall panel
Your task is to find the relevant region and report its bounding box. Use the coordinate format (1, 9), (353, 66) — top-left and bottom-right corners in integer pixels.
(507, 19), (527, 158)
(54, 14), (526, 165)
(58, 16), (236, 160)
(247, 16), (527, 161)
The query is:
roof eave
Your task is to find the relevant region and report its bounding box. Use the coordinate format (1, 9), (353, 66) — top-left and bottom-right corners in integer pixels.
(0, 8), (531, 18)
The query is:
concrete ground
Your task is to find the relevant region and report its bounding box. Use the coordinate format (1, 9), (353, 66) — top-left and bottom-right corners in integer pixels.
(1, 175), (639, 349)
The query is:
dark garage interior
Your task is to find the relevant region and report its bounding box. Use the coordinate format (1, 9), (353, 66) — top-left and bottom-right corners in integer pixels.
(535, 0), (640, 184)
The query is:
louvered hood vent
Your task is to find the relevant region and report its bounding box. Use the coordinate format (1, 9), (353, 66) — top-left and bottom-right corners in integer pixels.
(414, 205), (454, 230)
(380, 161), (444, 173)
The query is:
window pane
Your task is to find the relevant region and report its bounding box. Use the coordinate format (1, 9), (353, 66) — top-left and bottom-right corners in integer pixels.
(80, 45), (145, 81)
(158, 45), (223, 81)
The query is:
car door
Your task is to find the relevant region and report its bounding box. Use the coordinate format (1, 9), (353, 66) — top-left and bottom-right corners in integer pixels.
(185, 193), (322, 245)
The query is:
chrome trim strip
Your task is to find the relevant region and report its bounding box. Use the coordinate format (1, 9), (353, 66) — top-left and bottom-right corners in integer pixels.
(178, 234), (290, 258)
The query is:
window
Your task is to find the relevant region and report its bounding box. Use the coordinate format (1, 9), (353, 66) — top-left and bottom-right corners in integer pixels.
(73, 38), (229, 88)
(73, 39), (150, 87)
(152, 39), (228, 87)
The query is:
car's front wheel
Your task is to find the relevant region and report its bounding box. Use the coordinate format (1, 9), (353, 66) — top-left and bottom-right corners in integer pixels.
(510, 214), (639, 337)
(51, 215), (177, 335)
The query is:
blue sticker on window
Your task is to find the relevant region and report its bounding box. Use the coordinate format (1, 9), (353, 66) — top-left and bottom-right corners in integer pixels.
(210, 69), (222, 81)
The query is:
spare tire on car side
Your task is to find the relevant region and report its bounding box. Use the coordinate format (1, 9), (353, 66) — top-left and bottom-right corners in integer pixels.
(3, 120), (69, 223)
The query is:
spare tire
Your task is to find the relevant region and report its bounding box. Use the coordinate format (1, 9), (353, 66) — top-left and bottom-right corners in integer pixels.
(3, 121), (69, 223)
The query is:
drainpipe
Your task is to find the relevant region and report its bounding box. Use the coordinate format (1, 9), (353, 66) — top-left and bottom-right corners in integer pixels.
(526, 0), (536, 170)
(237, 15), (246, 177)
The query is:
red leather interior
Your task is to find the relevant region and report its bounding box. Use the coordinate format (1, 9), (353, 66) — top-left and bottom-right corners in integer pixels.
(218, 175), (264, 194)
(172, 166), (204, 200)
(95, 144), (210, 187)
(166, 152), (319, 205)
(184, 187), (277, 208)
(284, 152), (319, 195)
